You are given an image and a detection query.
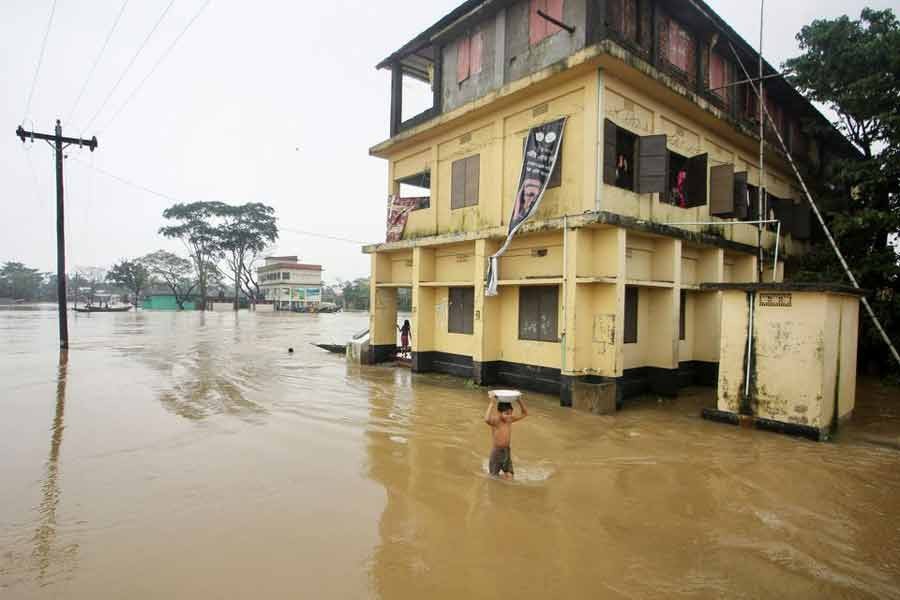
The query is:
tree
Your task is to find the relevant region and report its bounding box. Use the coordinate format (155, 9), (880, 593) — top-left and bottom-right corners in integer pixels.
(214, 203), (278, 310)
(142, 250), (197, 310)
(159, 202), (223, 310)
(106, 260), (152, 307)
(785, 8), (900, 373)
(341, 278), (371, 311)
(0, 262), (44, 301)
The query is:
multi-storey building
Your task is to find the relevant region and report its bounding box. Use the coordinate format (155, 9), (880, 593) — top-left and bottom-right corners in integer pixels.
(363, 0), (855, 407)
(258, 256), (324, 311)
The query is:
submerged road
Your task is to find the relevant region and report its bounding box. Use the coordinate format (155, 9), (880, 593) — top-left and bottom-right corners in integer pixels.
(1, 307), (899, 598)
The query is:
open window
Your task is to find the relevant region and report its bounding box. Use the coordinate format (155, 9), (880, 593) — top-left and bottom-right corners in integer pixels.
(396, 171), (431, 210)
(603, 119), (638, 192)
(624, 285), (638, 344)
(793, 200), (811, 240)
(770, 195), (794, 234)
(665, 151), (707, 208)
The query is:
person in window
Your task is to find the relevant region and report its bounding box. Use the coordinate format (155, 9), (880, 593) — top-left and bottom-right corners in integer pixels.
(671, 169), (687, 207)
(616, 154), (632, 189)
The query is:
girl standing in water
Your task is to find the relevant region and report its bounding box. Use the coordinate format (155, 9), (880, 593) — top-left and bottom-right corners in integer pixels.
(398, 319), (411, 355)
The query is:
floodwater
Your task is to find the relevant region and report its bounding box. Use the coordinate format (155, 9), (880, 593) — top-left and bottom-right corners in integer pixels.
(2, 307), (900, 599)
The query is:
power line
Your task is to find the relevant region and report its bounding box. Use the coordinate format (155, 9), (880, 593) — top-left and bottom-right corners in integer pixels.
(102, 0), (213, 131)
(68, 157), (369, 246)
(66, 0), (131, 126)
(82, 0), (176, 133)
(21, 0), (58, 125)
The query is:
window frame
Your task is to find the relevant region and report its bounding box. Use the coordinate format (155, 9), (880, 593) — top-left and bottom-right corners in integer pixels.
(518, 285), (560, 343)
(624, 286), (638, 344)
(448, 287), (475, 335)
(451, 154), (480, 209)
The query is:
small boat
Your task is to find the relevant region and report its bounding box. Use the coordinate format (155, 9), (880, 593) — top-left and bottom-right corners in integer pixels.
(74, 305), (133, 313)
(313, 343), (346, 354)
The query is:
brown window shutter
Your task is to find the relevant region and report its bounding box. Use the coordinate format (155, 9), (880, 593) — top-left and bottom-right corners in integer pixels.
(771, 196), (793, 233)
(603, 119), (618, 186)
(684, 153), (708, 207)
(733, 172), (749, 219)
(679, 289), (686, 341)
(636, 134), (668, 194)
(465, 155), (480, 206)
(451, 158), (466, 209)
(449, 287), (474, 334)
(709, 164), (735, 216)
(624, 286), (638, 344)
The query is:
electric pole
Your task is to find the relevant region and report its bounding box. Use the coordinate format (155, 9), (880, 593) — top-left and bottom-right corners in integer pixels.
(15, 120), (98, 350)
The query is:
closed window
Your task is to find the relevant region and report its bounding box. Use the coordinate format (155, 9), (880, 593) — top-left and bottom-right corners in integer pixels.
(624, 286), (638, 344)
(529, 0), (564, 46)
(666, 18), (695, 74)
(709, 51), (731, 102)
(518, 286), (559, 342)
(451, 154), (480, 209)
(282, 272), (290, 280)
(456, 31), (484, 83)
(448, 287), (474, 334)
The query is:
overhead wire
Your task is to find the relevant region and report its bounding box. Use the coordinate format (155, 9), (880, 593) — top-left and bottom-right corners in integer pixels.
(102, 0), (214, 131)
(67, 157), (370, 246)
(81, 0), (176, 133)
(21, 0), (58, 125)
(65, 0), (131, 126)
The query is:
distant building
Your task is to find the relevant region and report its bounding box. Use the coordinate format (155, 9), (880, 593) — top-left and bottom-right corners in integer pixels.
(258, 256), (324, 311)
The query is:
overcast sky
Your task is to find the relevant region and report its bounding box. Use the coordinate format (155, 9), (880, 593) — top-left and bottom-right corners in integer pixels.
(1, 0), (891, 282)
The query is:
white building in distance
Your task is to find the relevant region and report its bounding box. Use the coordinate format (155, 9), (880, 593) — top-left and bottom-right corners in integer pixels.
(258, 256), (324, 311)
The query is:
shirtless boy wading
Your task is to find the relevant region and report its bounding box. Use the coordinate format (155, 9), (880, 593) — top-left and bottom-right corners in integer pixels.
(484, 394), (528, 479)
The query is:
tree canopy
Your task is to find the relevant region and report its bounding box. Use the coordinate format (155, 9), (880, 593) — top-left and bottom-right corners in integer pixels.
(159, 202), (223, 306)
(142, 250), (197, 310)
(785, 8), (900, 373)
(106, 260), (152, 307)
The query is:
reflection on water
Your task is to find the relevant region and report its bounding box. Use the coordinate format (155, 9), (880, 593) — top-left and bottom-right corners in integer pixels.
(1, 309), (899, 599)
(31, 351), (79, 584)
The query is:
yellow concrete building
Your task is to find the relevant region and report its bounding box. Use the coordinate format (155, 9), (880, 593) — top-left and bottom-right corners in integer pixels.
(364, 0), (855, 408)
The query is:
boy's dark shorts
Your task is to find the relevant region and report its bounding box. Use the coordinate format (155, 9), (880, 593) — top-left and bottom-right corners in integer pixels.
(489, 447), (513, 476)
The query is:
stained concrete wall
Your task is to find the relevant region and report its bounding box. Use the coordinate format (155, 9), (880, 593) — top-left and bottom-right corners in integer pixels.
(504, 0), (588, 84)
(715, 289), (860, 436)
(443, 11), (502, 112)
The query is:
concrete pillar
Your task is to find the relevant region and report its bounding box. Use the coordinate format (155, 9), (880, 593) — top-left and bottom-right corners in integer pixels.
(645, 238), (681, 395)
(369, 252), (398, 364)
(411, 246), (436, 372)
(473, 238), (501, 384)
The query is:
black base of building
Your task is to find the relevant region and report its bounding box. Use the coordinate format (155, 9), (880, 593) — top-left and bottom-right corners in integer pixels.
(367, 344), (397, 365)
(412, 351), (473, 378)
(701, 408), (824, 442)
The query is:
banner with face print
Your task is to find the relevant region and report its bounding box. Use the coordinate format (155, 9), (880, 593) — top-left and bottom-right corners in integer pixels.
(486, 117), (566, 296)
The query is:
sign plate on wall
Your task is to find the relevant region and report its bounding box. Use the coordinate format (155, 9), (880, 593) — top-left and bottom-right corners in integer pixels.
(760, 292), (792, 307)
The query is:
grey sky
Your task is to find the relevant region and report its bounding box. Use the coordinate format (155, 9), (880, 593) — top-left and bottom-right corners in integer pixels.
(1, 0), (891, 282)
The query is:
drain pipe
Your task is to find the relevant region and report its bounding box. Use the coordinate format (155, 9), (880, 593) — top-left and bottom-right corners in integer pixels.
(561, 215), (568, 373)
(743, 291), (756, 414)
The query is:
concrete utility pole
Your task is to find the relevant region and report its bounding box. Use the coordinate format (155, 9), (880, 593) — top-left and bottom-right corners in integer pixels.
(15, 120), (98, 350)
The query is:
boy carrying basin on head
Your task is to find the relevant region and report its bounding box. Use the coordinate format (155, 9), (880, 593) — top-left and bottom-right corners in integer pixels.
(484, 390), (528, 480)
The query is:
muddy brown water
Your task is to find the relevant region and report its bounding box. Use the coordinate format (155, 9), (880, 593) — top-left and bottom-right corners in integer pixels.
(1, 307), (900, 599)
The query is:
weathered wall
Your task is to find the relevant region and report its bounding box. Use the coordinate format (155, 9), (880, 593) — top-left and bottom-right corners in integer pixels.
(505, 0), (588, 84)
(716, 289), (860, 433)
(599, 70), (803, 253)
(443, 11), (502, 112)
